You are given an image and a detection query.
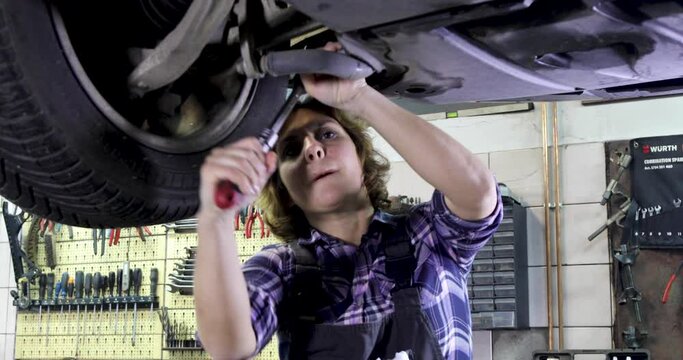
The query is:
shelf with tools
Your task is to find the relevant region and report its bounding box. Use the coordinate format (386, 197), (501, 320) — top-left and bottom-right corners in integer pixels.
(13, 296), (160, 312)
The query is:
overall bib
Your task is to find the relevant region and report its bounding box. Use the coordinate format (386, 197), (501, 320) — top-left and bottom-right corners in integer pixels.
(278, 222), (445, 360)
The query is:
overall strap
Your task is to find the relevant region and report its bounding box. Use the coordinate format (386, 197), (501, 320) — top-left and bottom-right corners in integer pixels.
(288, 241), (356, 323)
(384, 219), (416, 291)
(287, 242), (327, 322)
(291, 242), (320, 285)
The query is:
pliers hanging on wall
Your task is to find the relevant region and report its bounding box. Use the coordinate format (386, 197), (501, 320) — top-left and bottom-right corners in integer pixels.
(53, 223), (74, 240)
(662, 260), (683, 304)
(261, 209), (270, 238)
(245, 206), (265, 239)
(39, 218), (54, 238)
(109, 228), (122, 247)
(234, 212), (241, 230)
(135, 226), (152, 242)
(92, 228), (108, 256)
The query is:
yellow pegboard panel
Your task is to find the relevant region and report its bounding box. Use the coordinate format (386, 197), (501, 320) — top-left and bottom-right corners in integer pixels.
(166, 231), (199, 260)
(34, 229), (167, 266)
(160, 338), (280, 360)
(15, 218), (284, 360)
(15, 333), (162, 359)
(235, 227), (281, 256)
(163, 350), (213, 360)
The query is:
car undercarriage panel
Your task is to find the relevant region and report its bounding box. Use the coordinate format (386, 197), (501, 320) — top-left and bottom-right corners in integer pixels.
(295, 0), (683, 103)
(284, 0), (497, 32)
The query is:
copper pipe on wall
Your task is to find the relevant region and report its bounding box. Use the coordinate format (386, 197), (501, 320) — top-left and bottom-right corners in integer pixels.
(552, 102), (564, 349)
(541, 103), (554, 350)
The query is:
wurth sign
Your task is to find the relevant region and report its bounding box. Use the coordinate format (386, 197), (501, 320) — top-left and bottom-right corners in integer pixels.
(642, 144), (679, 154)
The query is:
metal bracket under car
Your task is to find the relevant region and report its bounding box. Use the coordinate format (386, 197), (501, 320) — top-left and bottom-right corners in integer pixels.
(128, 0), (375, 98)
(230, 0), (374, 81)
(128, 0), (237, 96)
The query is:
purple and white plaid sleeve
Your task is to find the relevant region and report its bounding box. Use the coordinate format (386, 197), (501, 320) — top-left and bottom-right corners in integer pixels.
(242, 244), (294, 354)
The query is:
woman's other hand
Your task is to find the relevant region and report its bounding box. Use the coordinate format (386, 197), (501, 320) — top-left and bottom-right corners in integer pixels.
(301, 42), (369, 112)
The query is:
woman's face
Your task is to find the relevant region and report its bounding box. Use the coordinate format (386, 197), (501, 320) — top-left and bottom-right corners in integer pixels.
(276, 108), (366, 214)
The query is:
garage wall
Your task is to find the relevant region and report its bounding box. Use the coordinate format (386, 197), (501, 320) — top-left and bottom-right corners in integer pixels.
(381, 96), (683, 359)
(0, 204), (17, 360)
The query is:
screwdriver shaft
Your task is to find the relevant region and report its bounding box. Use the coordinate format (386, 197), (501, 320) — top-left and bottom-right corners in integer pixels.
(57, 305), (69, 335)
(45, 273), (54, 346)
(99, 302), (104, 335)
(75, 305), (81, 356)
(66, 305), (70, 335)
(45, 307), (50, 345)
(123, 303), (128, 341)
(132, 267), (142, 346)
(132, 303), (138, 346)
(38, 306), (43, 335)
(114, 303), (119, 334)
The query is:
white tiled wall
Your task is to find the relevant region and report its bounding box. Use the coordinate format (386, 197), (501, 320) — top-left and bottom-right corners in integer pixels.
(380, 97), (683, 358)
(472, 331), (492, 360)
(0, 207), (16, 360)
(526, 263), (614, 344)
(489, 148), (544, 207)
(562, 327), (613, 349)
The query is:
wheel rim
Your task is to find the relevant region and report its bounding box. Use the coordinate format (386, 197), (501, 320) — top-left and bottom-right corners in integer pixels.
(50, 3), (257, 154)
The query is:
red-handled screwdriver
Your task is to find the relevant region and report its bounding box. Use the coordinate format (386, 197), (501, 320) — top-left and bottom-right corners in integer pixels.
(214, 79), (306, 209)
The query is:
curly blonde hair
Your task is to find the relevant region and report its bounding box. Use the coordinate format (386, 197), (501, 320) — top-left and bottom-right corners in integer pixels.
(257, 99), (390, 241)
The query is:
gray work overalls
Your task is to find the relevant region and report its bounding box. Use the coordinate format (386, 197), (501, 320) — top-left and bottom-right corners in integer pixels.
(277, 220), (445, 360)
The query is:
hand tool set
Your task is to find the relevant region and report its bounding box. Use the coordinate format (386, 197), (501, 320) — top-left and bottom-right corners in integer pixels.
(158, 306), (202, 351)
(10, 264), (159, 348)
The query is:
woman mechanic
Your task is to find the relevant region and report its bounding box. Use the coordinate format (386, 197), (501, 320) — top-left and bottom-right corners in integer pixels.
(195, 42), (503, 360)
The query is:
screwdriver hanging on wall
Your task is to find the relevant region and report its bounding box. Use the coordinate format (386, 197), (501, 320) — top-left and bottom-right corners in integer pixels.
(100, 274), (107, 335)
(74, 271), (84, 356)
(132, 267), (142, 346)
(38, 273), (46, 335)
(66, 276), (74, 335)
(115, 268), (122, 334)
(93, 272), (101, 335)
(108, 271), (115, 324)
(45, 273), (54, 345)
(84, 273), (92, 336)
(150, 268), (159, 315)
(62, 273), (71, 334)
(54, 279), (62, 315)
(127, 267), (133, 340)
(122, 262), (131, 342)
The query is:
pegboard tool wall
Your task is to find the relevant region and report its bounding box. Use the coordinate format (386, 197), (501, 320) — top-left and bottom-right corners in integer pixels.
(14, 222), (280, 360)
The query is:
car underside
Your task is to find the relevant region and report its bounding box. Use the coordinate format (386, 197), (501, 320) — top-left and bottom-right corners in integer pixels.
(0, 0), (682, 226)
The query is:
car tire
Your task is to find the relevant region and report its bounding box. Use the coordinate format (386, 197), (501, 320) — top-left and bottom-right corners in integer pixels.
(0, 0), (287, 227)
